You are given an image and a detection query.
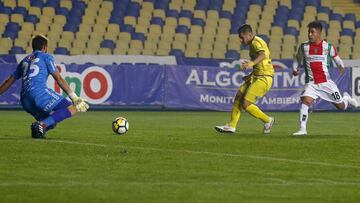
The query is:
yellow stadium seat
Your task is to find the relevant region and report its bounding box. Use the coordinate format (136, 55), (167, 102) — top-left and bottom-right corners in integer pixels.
(75, 32), (90, 41)
(160, 33), (173, 43)
(179, 17), (191, 27)
(212, 51), (225, 59)
(148, 24), (162, 35)
(182, 3), (195, 11)
(14, 38), (28, 48)
(218, 18), (231, 29)
(0, 26), (5, 34)
(83, 47), (98, 55)
(118, 32), (131, 42)
(207, 10), (219, 21)
(139, 9), (152, 18)
(28, 7), (42, 17)
(86, 41), (101, 49)
(163, 25), (176, 35)
(73, 40), (87, 49)
(142, 48), (155, 55)
(158, 41), (171, 51)
(147, 33), (160, 42)
(194, 10), (206, 20)
(137, 16), (151, 26)
(18, 0), (30, 8)
(144, 40), (157, 51)
(11, 14), (24, 24)
(352, 51), (360, 59)
(186, 42), (199, 51)
(60, 0), (72, 10)
(165, 17), (177, 27)
(115, 41), (129, 50)
(222, 4), (235, 14)
(174, 33), (187, 43)
(0, 37), (14, 48)
(172, 41), (186, 51)
(279, 0), (292, 9)
(283, 35), (296, 44)
(215, 34), (228, 43)
(4, 0), (16, 9)
(70, 47), (84, 55)
(305, 6), (317, 15)
(0, 46), (9, 54)
(21, 22), (35, 32)
(190, 25), (203, 34)
(287, 19), (300, 30)
(127, 48), (142, 55)
(124, 16), (137, 27)
(0, 14), (9, 25)
(185, 49), (198, 58)
(101, 1), (113, 11)
(188, 34), (201, 43)
(198, 49), (212, 58)
(169, 1), (182, 12)
(96, 16), (110, 25)
(35, 24), (49, 34)
(89, 33), (104, 42)
(43, 7), (56, 17)
(39, 16), (53, 26)
(153, 9), (166, 20)
(200, 42), (213, 51)
(317, 13), (329, 22)
(79, 24), (92, 33)
(61, 31), (75, 41)
(53, 15), (67, 26)
(98, 48), (112, 55)
(156, 49), (170, 56)
(269, 43), (281, 52)
(82, 17), (96, 26)
(204, 26), (216, 36)
(129, 40), (143, 50)
(135, 24), (148, 34)
(47, 32), (61, 42)
(107, 24), (120, 33)
(58, 40), (72, 49)
(50, 24), (63, 32)
(93, 24), (107, 34)
(142, 2), (154, 11)
(103, 32), (118, 42)
(343, 21), (355, 30)
(113, 48), (127, 55)
(340, 36), (353, 45)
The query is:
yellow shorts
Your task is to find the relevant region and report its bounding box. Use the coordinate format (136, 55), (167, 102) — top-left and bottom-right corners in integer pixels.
(239, 76), (273, 103)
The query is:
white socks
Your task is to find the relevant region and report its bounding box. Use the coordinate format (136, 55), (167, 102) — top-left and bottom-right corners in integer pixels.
(343, 97), (349, 110)
(299, 104), (309, 130)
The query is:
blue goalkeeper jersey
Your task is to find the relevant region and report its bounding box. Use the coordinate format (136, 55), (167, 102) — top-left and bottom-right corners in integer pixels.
(12, 50), (57, 96)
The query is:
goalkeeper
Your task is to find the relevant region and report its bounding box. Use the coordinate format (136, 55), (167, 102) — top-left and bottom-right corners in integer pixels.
(215, 24), (274, 134)
(0, 35), (89, 138)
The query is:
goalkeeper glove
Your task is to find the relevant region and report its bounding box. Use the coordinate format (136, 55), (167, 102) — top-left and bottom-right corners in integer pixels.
(69, 92), (89, 113)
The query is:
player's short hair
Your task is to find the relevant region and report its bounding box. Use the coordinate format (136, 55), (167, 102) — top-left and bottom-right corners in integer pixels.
(307, 21), (323, 32)
(237, 24), (253, 35)
(32, 34), (48, 51)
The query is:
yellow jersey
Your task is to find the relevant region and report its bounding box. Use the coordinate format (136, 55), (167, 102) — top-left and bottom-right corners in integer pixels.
(249, 36), (274, 77)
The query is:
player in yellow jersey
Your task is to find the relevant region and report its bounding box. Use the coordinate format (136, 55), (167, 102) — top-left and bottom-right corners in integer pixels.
(215, 24), (274, 134)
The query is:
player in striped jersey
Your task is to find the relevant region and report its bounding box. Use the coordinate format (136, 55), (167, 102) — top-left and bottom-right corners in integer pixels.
(292, 21), (358, 136)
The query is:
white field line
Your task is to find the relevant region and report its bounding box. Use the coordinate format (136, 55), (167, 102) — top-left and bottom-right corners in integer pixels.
(46, 140), (360, 170)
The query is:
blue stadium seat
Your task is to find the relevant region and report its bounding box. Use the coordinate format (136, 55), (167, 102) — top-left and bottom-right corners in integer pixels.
(330, 13), (343, 22)
(25, 14), (38, 24)
(132, 33), (146, 41)
(63, 23), (78, 32)
(13, 7), (28, 16)
(10, 46), (25, 54)
(225, 50), (240, 59)
(258, 35), (270, 44)
(285, 27), (299, 36)
(317, 7), (330, 14)
(179, 10), (193, 18)
(220, 11), (232, 20)
(126, 3), (140, 17)
(46, 0), (60, 8)
(0, 7), (12, 15)
(101, 40), (116, 49)
(166, 9), (179, 18)
(344, 14), (356, 22)
(191, 18), (205, 27)
(170, 49), (184, 57)
(121, 24), (134, 33)
(305, 0), (320, 7)
(318, 20), (328, 32)
(30, 0), (45, 7)
(151, 17), (164, 27)
(56, 7), (69, 16)
(175, 25), (189, 34)
(340, 29), (355, 37)
(208, 0), (223, 11)
(195, 0), (209, 10)
(54, 47), (69, 55)
(154, 0), (169, 10)
(356, 21), (360, 28)
(251, 0), (266, 6)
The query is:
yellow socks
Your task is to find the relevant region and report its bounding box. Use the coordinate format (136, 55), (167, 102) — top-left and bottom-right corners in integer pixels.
(245, 104), (270, 123)
(229, 100), (241, 128)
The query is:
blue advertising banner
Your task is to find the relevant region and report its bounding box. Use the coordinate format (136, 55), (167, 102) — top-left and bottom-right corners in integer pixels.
(0, 62), (351, 111)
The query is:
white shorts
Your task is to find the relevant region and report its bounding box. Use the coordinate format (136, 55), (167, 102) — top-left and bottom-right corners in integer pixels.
(301, 80), (343, 104)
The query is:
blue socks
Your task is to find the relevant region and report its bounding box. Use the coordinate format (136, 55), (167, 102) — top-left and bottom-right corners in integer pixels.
(42, 99), (72, 130)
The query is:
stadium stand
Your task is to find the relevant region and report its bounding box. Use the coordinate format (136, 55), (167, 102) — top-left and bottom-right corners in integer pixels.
(0, 0), (360, 59)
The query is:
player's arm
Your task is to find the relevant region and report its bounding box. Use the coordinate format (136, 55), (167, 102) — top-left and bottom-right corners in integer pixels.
(240, 51), (266, 71)
(0, 75), (16, 95)
(293, 45), (303, 76)
(330, 46), (345, 75)
(51, 69), (89, 112)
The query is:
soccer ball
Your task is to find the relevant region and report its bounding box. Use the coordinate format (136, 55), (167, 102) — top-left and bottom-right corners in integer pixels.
(112, 117), (129, 135)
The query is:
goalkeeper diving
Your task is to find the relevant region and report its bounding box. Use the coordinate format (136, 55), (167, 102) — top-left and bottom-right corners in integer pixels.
(0, 35), (89, 138)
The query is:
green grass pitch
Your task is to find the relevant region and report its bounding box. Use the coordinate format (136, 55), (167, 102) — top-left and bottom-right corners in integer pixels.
(1, 110), (360, 202)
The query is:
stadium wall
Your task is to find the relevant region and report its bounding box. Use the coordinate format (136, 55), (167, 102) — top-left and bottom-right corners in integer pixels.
(0, 57), (356, 111)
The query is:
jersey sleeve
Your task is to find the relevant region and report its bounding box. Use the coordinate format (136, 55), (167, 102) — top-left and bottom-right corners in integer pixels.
(12, 61), (24, 80)
(330, 45), (338, 58)
(45, 55), (58, 74)
(252, 40), (265, 52)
